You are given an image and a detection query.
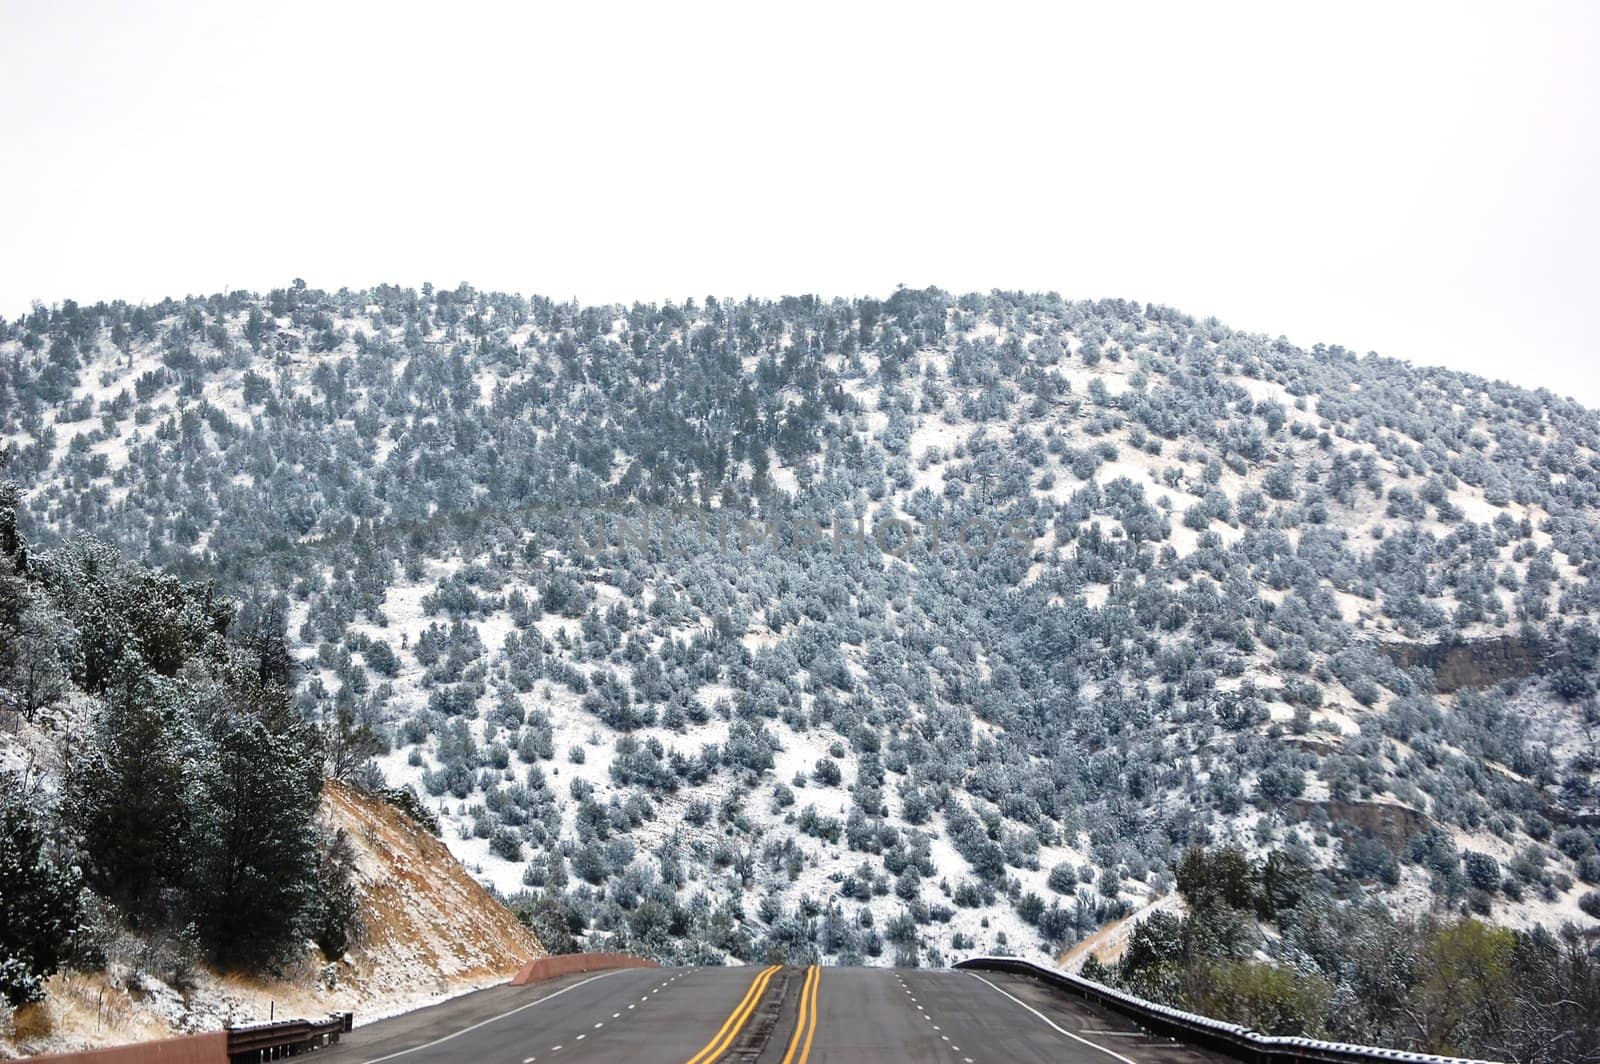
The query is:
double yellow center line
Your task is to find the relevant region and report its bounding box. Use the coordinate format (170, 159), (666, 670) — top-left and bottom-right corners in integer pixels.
(684, 964), (823, 1064)
(685, 964), (781, 1064)
(781, 964), (820, 1064)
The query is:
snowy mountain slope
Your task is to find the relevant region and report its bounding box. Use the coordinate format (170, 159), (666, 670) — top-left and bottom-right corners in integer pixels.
(4, 284), (1598, 967)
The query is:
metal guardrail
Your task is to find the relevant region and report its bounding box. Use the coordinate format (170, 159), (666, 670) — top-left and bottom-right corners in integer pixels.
(952, 957), (1503, 1064)
(225, 1011), (353, 1063)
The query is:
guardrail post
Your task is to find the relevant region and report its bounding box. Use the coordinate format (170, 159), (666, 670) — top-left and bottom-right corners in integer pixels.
(226, 1012), (356, 1063)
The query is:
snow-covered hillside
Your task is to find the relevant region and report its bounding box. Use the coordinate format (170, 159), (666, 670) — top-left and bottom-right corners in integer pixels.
(5, 284), (1598, 970)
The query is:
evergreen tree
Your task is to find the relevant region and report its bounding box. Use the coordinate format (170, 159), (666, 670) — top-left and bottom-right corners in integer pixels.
(0, 786), (84, 1006)
(307, 826), (360, 959)
(0, 457), (33, 707)
(191, 718), (323, 968)
(65, 661), (195, 921)
(7, 602), (68, 721)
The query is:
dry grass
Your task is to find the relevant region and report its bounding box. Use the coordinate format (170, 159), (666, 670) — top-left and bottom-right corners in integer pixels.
(11, 1003), (53, 1042)
(3, 968), (177, 1058)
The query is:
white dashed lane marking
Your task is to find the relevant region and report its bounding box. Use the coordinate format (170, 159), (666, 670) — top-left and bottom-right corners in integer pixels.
(534, 970), (678, 1057)
(360, 970), (622, 1063)
(900, 975), (969, 1061)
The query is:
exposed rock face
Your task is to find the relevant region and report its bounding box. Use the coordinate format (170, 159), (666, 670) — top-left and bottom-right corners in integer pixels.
(1379, 635), (1556, 693)
(1547, 803), (1600, 829)
(1282, 734), (1343, 757)
(1287, 798), (1429, 851)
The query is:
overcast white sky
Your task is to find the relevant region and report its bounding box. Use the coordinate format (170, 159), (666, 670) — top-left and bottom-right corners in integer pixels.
(2, 2), (1596, 401)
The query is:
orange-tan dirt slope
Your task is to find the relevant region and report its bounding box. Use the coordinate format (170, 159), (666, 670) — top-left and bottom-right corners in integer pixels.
(2, 780), (542, 1059)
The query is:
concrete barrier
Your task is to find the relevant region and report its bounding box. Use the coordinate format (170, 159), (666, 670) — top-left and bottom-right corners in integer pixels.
(24, 1030), (227, 1064)
(511, 952), (658, 985)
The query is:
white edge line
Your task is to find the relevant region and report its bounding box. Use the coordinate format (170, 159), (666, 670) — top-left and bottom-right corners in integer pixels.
(965, 973), (1141, 1064)
(361, 969), (628, 1063)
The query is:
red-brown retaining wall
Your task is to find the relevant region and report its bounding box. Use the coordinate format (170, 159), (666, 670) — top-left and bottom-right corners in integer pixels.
(510, 952), (659, 986)
(24, 1030), (227, 1064)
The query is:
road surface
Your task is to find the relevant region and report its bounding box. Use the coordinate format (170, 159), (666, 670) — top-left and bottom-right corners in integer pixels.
(316, 964), (1230, 1064)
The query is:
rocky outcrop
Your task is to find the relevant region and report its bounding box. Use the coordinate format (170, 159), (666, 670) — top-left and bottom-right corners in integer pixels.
(1287, 797), (1429, 851)
(1282, 734), (1343, 756)
(1547, 803), (1600, 829)
(1379, 634), (1557, 693)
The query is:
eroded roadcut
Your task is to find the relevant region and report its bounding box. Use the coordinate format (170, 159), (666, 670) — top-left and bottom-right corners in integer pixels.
(316, 964), (1231, 1064)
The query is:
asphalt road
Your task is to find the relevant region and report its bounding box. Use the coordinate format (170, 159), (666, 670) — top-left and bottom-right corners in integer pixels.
(317, 965), (1231, 1064)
